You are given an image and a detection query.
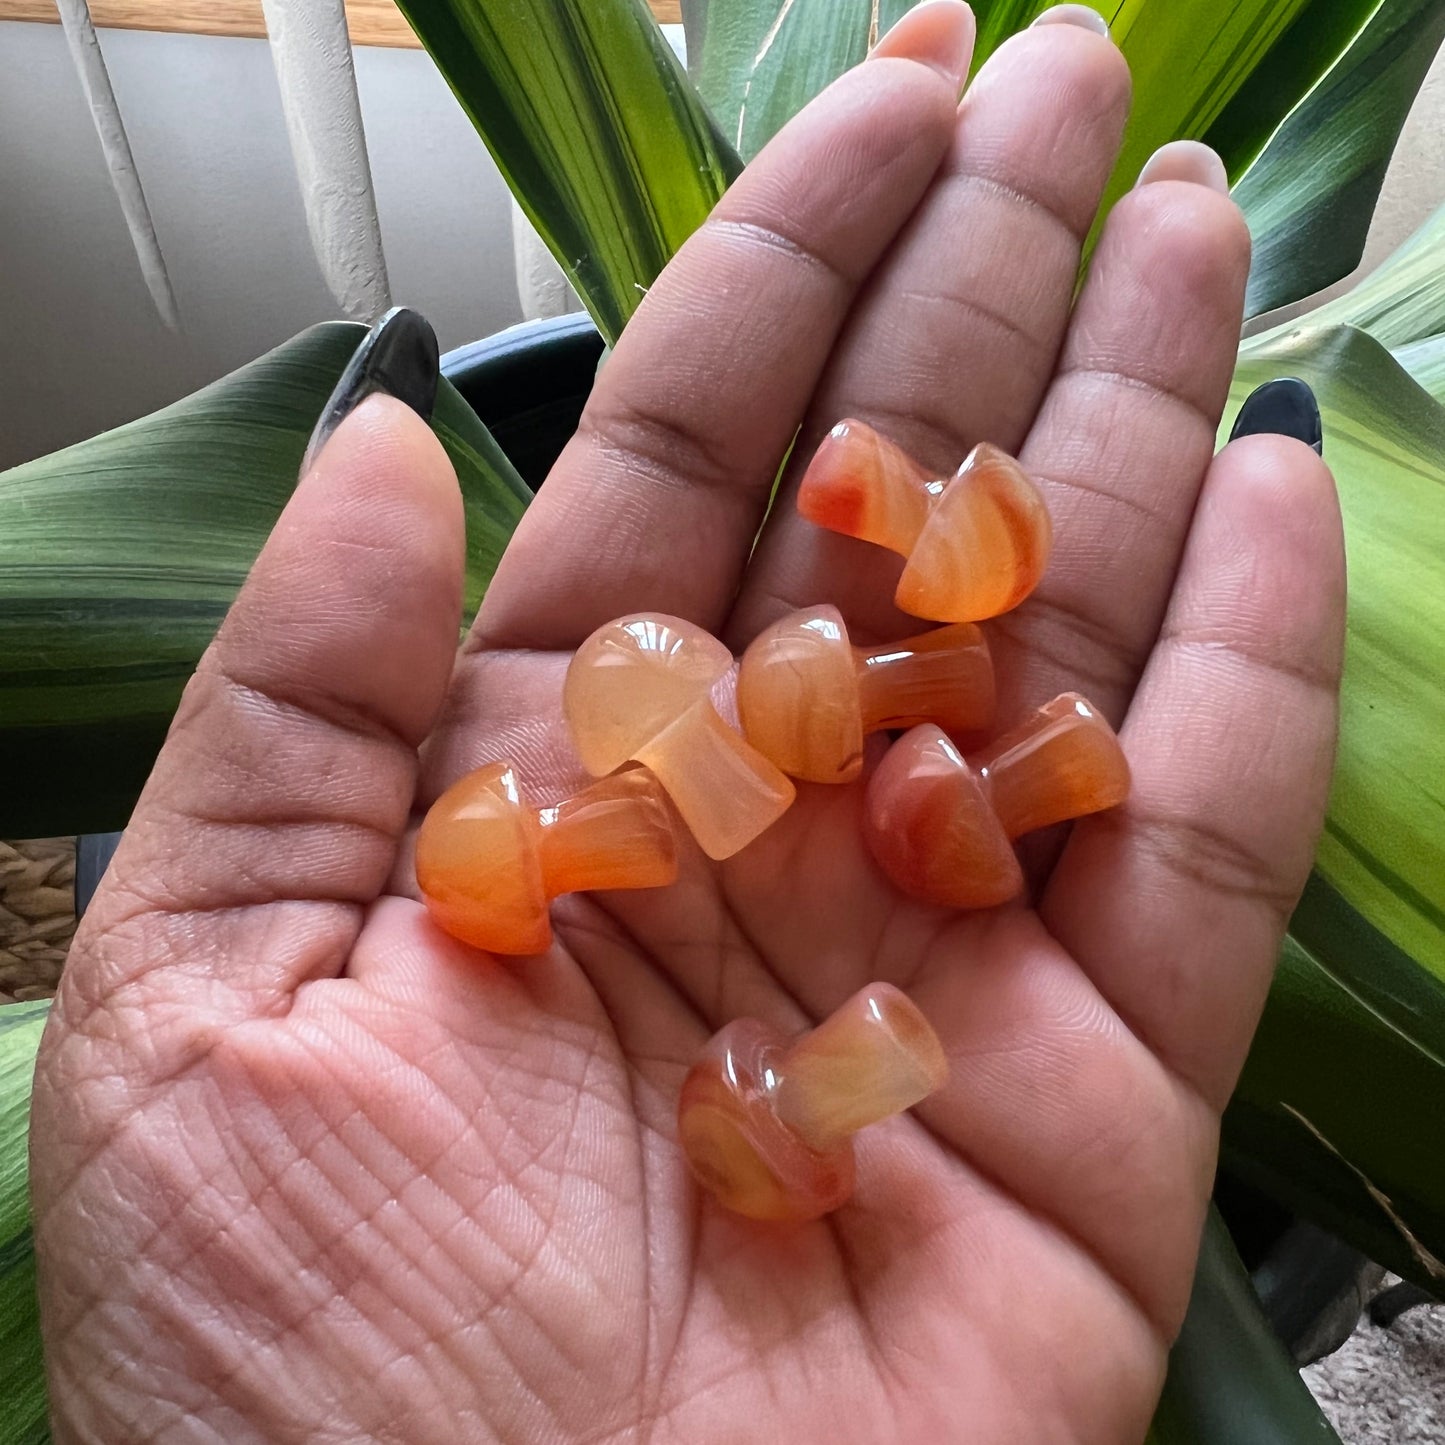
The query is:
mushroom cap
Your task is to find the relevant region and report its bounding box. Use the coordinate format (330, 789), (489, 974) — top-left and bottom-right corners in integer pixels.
(564, 613), (733, 777)
(897, 443), (1052, 622)
(979, 692), (1130, 837)
(677, 1018), (854, 1222)
(736, 604), (862, 783)
(864, 724), (1023, 909)
(415, 763), (549, 954)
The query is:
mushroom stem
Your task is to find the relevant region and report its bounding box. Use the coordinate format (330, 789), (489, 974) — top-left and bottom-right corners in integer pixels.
(979, 694), (1130, 840)
(537, 770), (677, 895)
(854, 622), (994, 737)
(770, 985), (948, 1154)
(797, 419), (936, 554)
(634, 702), (795, 861)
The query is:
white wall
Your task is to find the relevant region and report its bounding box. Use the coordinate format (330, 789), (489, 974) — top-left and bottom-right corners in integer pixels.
(1, 21), (1441, 472)
(0, 21), (523, 471)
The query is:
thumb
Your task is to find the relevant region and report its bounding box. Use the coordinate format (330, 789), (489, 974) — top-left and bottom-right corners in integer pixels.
(60, 310), (464, 1029)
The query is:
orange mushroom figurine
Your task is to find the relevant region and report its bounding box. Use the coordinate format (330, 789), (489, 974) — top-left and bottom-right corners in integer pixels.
(678, 983), (948, 1222)
(797, 418), (1052, 623)
(737, 603), (995, 784)
(865, 693), (1130, 910)
(564, 614), (795, 860)
(416, 763), (678, 954)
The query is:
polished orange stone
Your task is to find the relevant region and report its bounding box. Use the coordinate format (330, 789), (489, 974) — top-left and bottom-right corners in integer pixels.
(677, 983), (948, 1222)
(416, 763), (678, 954)
(564, 614), (796, 860)
(864, 694), (1129, 909)
(737, 604), (995, 783)
(796, 419), (1052, 622)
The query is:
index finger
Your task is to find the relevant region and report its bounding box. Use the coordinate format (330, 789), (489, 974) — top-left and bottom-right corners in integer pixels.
(470, 1), (974, 652)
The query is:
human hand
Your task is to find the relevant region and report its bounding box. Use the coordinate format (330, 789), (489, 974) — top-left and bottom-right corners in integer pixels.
(31, 3), (1344, 1441)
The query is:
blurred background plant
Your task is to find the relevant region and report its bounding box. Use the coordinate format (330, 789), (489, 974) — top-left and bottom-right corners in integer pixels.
(2, 0), (1444, 1438)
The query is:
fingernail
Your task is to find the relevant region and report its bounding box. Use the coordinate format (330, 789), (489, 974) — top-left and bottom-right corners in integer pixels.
(1230, 378), (1323, 456)
(1135, 139), (1230, 195)
(302, 307), (440, 475)
(871, 0), (975, 90)
(1031, 5), (1110, 37)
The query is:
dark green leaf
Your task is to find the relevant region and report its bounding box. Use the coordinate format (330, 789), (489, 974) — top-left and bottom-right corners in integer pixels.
(1226, 911), (1445, 1291)
(1232, 0), (1445, 318)
(1145, 1208), (1343, 1444)
(395, 0), (740, 344)
(0, 322), (528, 838)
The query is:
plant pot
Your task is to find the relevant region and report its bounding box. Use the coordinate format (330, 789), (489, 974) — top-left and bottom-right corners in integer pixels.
(442, 311), (604, 491)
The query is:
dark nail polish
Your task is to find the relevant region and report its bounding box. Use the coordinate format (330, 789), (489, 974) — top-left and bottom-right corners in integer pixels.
(302, 306), (440, 475)
(1229, 377), (1323, 456)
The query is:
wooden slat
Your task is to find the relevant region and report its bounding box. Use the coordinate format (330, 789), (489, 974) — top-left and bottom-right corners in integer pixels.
(2, 0), (682, 46)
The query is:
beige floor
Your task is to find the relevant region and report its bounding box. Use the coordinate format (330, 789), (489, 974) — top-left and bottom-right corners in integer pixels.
(1307, 1298), (1445, 1443)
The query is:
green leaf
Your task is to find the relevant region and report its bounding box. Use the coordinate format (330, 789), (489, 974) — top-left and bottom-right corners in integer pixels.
(0, 1000), (50, 1445)
(395, 0), (739, 345)
(1233, 324), (1445, 977)
(0, 321), (529, 839)
(690, 0), (910, 160)
(688, 0), (1386, 220)
(1220, 322), (1445, 1284)
(1231, 0), (1445, 318)
(1145, 1207), (1342, 1444)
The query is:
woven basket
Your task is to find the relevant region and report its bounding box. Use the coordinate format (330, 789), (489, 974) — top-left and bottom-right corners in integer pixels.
(0, 838), (76, 1004)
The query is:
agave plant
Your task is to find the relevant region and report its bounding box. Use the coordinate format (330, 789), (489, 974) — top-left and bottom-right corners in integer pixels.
(4, 0), (1445, 1439)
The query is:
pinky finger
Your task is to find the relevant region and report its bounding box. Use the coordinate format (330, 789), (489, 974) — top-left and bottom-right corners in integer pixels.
(1040, 424), (1345, 1110)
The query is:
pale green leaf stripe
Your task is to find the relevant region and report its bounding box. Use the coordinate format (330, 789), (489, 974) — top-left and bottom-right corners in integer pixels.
(1288, 195), (1445, 346)
(397, 0), (738, 344)
(693, 0), (911, 161)
(1233, 0), (1445, 318)
(0, 1001), (49, 1445)
(1231, 323), (1445, 978)
(1392, 331), (1445, 401)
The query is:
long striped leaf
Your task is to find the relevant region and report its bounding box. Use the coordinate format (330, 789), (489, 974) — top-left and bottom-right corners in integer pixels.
(1233, 0), (1445, 318)
(1220, 321), (1445, 1286)
(1233, 324), (1445, 977)
(0, 1000), (50, 1445)
(394, 0), (740, 346)
(0, 322), (529, 838)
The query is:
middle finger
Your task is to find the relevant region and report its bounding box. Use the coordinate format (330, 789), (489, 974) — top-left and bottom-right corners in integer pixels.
(730, 16), (1131, 647)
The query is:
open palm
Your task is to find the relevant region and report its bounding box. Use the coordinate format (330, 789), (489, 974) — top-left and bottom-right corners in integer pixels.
(31, 7), (1344, 1442)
